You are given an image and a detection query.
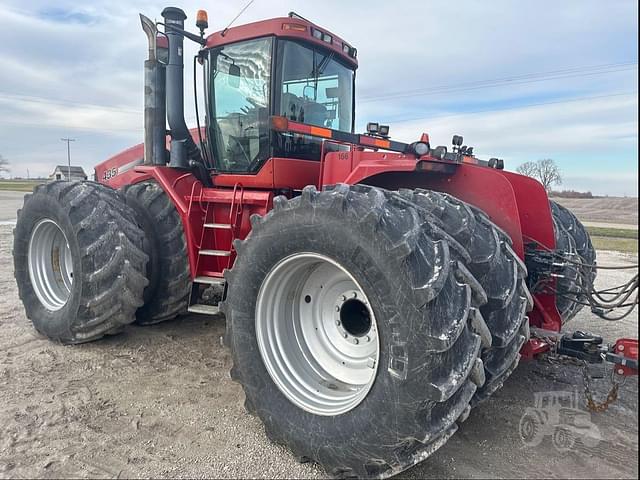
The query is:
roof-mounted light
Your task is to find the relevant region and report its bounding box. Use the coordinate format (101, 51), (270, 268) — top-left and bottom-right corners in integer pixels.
(366, 122), (379, 134)
(311, 27), (332, 44)
(342, 42), (357, 58)
(408, 141), (430, 157)
(196, 10), (208, 30)
(282, 22), (307, 32)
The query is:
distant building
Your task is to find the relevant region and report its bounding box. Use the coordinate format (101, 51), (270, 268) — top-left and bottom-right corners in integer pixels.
(49, 165), (87, 182)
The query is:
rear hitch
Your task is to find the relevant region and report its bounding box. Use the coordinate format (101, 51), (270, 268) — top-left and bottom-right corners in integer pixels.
(556, 330), (604, 363)
(531, 327), (638, 376)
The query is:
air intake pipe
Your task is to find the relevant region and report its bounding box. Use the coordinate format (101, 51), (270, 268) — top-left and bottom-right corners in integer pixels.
(140, 14), (166, 166)
(161, 6), (203, 169)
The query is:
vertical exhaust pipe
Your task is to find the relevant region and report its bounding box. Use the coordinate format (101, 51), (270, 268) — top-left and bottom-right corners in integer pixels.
(140, 14), (167, 166)
(162, 6), (203, 169)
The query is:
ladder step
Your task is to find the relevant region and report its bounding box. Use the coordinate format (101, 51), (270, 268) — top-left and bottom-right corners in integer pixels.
(199, 249), (231, 257)
(188, 304), (220, 315)
(194, 276), (226, 285)
(204, 223), (232, 229)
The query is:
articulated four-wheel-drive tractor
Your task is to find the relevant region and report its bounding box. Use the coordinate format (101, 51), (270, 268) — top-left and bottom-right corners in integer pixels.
(13, 7), (638, 478)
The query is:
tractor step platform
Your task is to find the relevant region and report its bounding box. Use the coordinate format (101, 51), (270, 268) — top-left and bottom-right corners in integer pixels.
(203, 223), (232, 229)
(194, 276), (226, 285)
(199, 249), (231, 257)
(187, 304), (220, 315)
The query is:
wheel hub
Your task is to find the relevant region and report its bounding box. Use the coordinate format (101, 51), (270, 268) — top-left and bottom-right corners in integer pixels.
(28, 218), (73, 311)
(255, 253), (379, 416)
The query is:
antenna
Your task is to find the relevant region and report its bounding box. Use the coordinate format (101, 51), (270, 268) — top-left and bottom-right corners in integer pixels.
(221, 0), (256, 37)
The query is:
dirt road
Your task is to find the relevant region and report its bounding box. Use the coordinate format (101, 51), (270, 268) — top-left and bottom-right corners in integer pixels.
(0, 225), (638, 479)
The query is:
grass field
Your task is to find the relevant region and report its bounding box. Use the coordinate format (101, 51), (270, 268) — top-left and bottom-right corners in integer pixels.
(591, 236), (638, 254)
(586, 226), (638, 254)
(586, 226), (638, 239)
(0, 180), (44, 192)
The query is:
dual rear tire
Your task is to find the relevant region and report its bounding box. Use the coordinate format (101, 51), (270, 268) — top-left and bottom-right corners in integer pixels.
(222, 184), (532, 477)
(550, 200), (597, 323)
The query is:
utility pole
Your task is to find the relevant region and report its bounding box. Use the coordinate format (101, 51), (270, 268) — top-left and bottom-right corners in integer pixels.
(60, 138), (76, 181)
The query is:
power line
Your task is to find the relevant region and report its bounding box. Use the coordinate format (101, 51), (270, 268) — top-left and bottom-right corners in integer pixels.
(384, 91), (638, 125)
(360, 62), (638, 103)
(360, 62), (637, 99)
(0, 92), (141, 115)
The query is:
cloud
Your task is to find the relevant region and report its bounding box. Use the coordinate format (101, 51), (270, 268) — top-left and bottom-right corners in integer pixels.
(38, 7), (99, 25)
(0, 0), (636, 196)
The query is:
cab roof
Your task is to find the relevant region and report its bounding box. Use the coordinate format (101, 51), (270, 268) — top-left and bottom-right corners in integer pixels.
(204, 15), (358, 69)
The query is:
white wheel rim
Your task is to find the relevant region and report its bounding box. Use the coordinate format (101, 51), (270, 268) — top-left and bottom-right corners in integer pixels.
(255, 253), (379, 416)
(28, 218), (73, 311)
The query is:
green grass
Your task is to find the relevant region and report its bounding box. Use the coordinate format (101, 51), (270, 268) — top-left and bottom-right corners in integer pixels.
(586, 226), (638, 239)
(586, 226), (638, 254)
(0, 180), (45, 192)
(591, 236), (638, 254)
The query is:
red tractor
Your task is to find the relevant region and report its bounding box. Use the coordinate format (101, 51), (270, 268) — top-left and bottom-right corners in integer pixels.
(12, 6), (637, 478)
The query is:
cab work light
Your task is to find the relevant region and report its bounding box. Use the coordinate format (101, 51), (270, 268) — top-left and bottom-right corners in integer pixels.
(311, 27), (332, 44)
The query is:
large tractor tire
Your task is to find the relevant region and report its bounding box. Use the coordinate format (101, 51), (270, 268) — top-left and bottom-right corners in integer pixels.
(222, 184), (486, 478)
(549, 200), (597, 323)
(122, 181), (190, 324)
(13, 181), (148, 344)
(397, 189), (532, 404)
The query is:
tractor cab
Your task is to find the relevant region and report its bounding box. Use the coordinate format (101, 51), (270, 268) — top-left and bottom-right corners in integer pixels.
(203, 15), (357, 174)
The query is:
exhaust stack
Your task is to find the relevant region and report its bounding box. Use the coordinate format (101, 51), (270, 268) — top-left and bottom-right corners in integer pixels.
(140, 14), (167, 166)
(162, 7), (202, 169)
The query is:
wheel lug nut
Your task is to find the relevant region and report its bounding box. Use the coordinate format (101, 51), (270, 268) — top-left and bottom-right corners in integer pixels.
(341, 295), (347, 301)
(352, 292), (357, 298)
(353, 338), (359, 345)
(343, 333), (348, 339)
(335, 320), (341, 326)
(366, 336), (370, 342)
(335, 306), (340, 312)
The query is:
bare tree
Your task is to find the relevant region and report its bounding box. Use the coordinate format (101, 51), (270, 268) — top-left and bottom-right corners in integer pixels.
(516, 160), (537, 178)
(516, 158), (562, 191)
(0, 154), (9, 175)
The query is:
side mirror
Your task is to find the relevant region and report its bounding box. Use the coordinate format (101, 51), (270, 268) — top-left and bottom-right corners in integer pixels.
(228, 64), (241, 88)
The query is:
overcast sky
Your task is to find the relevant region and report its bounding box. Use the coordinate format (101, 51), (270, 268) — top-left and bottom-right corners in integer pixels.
(0, 0), (637, 195)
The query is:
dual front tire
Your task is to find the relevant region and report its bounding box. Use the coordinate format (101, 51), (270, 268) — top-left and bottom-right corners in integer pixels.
(13, 181), (148, 343)
(13, 180), (189, 344)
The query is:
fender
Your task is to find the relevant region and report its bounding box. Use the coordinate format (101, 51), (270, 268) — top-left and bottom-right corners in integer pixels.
(324, 150), (563, 333)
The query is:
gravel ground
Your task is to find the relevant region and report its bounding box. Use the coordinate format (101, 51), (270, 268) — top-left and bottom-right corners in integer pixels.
(0, 197), (638, 478)
(0, 191), (24, 223)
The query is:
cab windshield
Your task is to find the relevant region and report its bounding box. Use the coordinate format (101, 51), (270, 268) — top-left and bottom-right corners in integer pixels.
(208, 37), (355, 173)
